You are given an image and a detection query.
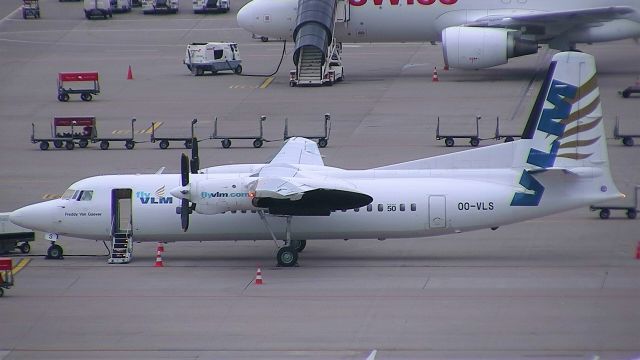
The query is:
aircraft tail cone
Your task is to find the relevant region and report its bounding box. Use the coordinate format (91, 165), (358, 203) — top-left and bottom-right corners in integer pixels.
(432, 67), (439, 82)
(154, 246), (164, 267)
(127, 65), (134, 80)
(255, 266), (263, 285)
(636, 242), (640, 260)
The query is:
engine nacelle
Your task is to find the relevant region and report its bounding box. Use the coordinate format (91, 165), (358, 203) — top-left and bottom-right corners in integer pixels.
(190, 178), (256, 215)
(442, 27), (538, 69)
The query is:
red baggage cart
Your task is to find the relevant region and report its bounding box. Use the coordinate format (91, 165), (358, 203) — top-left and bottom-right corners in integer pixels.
(57, 72), (100, 102)
(0, 258), (13, 297)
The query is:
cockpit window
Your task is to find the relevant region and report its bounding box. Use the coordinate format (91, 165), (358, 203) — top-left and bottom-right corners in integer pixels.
(61, 189), (76, 200)
(77, 190), (94, 201)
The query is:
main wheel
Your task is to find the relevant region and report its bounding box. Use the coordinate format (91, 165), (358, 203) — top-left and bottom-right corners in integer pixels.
(444, 137), (454, 147)
(277, 246), (298, 267)
(100, 140), (109, 150)
(78, 139), (89, 148)
(599, 209), (610, 220)
(221, 139), (231, 148)
(317, 138), (328, 148)
(470, 137), (480, 147)
(65, 141), (74, 150)
(53, 140), (63, 148)
(125, 140), (135, 150)
(253, 139), (263, 148)
(39, 141), (49, 150)
(623, 137), (634, 147)
(47, 244), (63, 259)
(234, 65), (243, 74)
(291, 240), (307, 253)
(19, 242), (31, 254)
(627, 209), (637, 219)
(159, 140), (169, 149)
(80, 93), (92, 101)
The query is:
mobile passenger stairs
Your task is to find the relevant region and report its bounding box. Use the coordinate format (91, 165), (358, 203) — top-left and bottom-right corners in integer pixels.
(289, 0), (348, 87)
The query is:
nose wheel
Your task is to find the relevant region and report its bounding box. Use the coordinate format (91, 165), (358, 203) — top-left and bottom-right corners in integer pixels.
(46, 242), (64, 260)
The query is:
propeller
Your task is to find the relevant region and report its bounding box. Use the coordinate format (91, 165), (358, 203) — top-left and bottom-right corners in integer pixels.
(180, 153), (191, 232)
(190, 136), (199, 174)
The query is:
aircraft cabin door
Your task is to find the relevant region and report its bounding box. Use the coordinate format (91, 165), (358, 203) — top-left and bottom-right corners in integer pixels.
(428, 195), (447, 229)
(111, 189), (132, 235)
(335, 0), (349, 23)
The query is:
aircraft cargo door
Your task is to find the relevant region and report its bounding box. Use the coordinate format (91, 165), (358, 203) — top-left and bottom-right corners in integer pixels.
(428, 195), (446, 229)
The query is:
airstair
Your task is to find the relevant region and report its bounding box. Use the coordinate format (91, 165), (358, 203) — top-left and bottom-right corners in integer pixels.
(108, 231), (132, 264)
(290, 0), (347, 87)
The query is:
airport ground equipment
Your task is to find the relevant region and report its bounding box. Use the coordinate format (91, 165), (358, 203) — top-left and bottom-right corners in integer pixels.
(436, 116), (481, 147)
(111, 0), (132, 12)
(590, 185), (639, 220)
(493, 117), (521, 143)
(183, 42), (242, 76)
(619, 84), (640, 98)
(0, 258), (13, 297)
(192, 0), (229, 13)
(614, 117), (640, 146)
(131, 0), (141, 6)
(283, 113), (331, 148)
(151, 119), (197, 149)
(142, 0), (179, 14)
(84, 0), (113, 18)
(0, 213), (34, 255)
(57, 72), (100, 102)
(209, 115), (266, 148)
(252, 33), (269, 42)
(22, 0), (40, 19)
(31, 117), (136, 150)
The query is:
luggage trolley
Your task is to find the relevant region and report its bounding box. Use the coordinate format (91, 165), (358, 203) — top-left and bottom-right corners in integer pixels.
(0, 258), (13, 297)
(22, 0), (40, 19)
(436, 116), (481, 147)
(209, 116), (266, 148)
(492, 117), (521, 143)
(151, 119), (197, 149)
(283, 113), (331, 148)
(57, 72), (100, 102)
(32, 117), (136, 150)
(590, 185), (639, 220)
(613, 117), (640, 147)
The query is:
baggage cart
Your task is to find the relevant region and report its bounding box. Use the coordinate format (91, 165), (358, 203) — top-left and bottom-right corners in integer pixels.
(590, 185), (639, 219)
(22, 0), (41, 19)
(436, 116), (481, 147)
(31, 117), (136, 150)
(0, 258), (13, 297)
(283, 113), (331, 148)
(151, 119), (197, 149)
(492, 117), (521, 143)
(209, 116), (266, 148)
(57, 72), (100, 102)
(613, 117), (640, 147)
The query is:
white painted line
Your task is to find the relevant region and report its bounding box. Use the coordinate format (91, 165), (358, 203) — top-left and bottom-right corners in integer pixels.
(0, 6), (21, 26)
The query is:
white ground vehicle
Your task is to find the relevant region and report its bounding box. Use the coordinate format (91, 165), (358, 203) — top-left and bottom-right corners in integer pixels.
(110, 0), (132, 13)
(183, 42), (242, 76)
(193, 0), (229, 13)
(142, 0), (179, 14)
(84, 0), (112, 18)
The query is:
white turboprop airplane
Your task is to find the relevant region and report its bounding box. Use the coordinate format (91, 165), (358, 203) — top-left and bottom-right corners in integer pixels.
(10, 52), (622, 266)
(236, 0), (640, 69)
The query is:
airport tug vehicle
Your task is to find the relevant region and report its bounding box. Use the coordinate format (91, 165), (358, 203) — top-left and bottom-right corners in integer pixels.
(31, 117), (136, 150)
(183, 42), (242, 76)
(142, 0), (179, 14)
(22, 0), (40, 19)
(57, 72), (100, 102)
(192, 0), (229, 13)
(84, 0), (113, 19)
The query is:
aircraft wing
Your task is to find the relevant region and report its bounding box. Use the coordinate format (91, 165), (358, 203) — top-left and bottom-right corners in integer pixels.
(267, 137), (324, 166)
(468, 6), (639, 28)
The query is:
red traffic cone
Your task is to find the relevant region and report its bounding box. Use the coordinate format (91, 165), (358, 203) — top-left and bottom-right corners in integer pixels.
(432, 67), (439, 82)
(153, 245), (163, 267)
(255, 267), (263, 285)
(157, 242), (164, 253)
(127, 65), (134, 80)
(636, 242), (640, 260)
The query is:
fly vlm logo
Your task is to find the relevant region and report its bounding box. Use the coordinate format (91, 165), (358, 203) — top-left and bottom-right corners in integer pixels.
(511, 78), (577, 207)
(136, 186), (173, 205)
(201, 191), (250, 198)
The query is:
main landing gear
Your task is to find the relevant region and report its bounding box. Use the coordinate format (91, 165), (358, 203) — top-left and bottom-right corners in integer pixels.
(258, 211), (307, 267)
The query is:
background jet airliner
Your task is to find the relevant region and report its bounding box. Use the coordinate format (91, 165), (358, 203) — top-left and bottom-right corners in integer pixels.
(11, 52), (622, 266)
(237, 0), (640, 69)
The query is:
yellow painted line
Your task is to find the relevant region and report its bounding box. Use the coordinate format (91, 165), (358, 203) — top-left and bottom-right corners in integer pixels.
(229, 85), (259, 89)
(259, 76), (274, 89)
(42, 194), (61, 200)
(146, 121), (163, 134)
(12, 258), (30, 276)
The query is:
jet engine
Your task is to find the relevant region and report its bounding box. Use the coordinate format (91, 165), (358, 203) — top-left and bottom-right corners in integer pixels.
(442, 27), (538, 69)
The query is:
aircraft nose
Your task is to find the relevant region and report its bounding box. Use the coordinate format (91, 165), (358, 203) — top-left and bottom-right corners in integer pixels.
(237, 1), (259, 33)
(10, 202), (55, 232)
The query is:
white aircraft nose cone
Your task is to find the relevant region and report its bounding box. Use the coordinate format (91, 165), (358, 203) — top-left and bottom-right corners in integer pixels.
(10, 203), (54, 232)
(237, 1), (258, 33)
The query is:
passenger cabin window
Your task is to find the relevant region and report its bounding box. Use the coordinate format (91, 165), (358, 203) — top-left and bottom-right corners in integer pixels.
(366, 204), (372, 212)
(377, 204), (383, 212)
(411, 203), (416, 211)
(400, 204), (405, 212)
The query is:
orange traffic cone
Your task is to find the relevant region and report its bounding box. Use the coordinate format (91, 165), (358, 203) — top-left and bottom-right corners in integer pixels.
(432, 67), (439, 82)
(636, 242), (640, 260)
(153, 245), (163, 267)
(255, 266), (263, 285)
(127, 65), (134, 80)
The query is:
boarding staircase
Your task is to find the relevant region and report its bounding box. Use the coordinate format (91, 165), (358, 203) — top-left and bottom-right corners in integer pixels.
(108, 231), (132, 264)
(291, 0), (347, 86)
